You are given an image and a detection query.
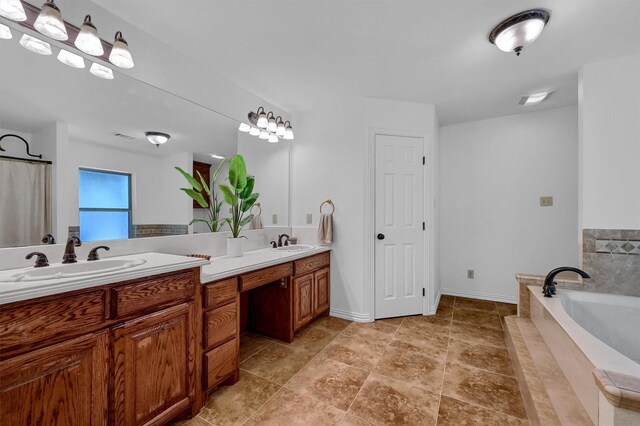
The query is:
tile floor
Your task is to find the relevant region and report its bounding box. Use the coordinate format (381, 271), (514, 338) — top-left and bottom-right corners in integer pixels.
(177, 296), (525, 425)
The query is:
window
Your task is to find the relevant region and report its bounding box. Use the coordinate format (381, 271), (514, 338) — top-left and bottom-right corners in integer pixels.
(79, 168), (131, 242)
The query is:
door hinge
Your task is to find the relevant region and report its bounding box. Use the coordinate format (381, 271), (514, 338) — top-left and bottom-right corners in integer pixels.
(422, 156), (426, 165)
(422, 288), (425, 297)
(423, 222), (426, 231)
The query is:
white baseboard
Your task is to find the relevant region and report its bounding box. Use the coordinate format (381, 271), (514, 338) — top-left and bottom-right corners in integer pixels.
(441, 288), (517, 304)
(330, 308), (372, 323)
(428, 289), (442, 315)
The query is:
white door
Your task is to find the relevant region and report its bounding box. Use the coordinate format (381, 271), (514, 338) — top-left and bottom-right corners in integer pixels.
(374, 134), (424, 319)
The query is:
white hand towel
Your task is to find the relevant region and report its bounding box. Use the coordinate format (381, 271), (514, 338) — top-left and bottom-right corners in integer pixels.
(250, 214), (263, 230)
(318, 213), (333, 245)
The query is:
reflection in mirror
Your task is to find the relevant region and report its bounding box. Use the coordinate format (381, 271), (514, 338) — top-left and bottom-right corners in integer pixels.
(0, 25), (290, 248)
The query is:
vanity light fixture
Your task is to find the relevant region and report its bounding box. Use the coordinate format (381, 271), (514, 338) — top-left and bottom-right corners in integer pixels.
(268, 134), (279, 143)
(57, 48), (85, 68)
(283, 121), (294, 140)
(246, 107), (294, 142)
(259, 130), (269, 140)
(489, 9), (550, 56)
(210, 154), (225, 160)
(0, 0), (27, 21)
(266, 112), (277, 133)
(238, 123), (251, 132)
(19, 33), (51, 55)
(256, 107), (268, 128)
(89, 62), (113, 79)
(34, 0), (68, 41)
(0, 23), (12, 39)
(145, 131), (170, 147)
(75, 14), (103, 56)
(249, 127), (260, 136)
(275, 117), (285, 137)
(108, 31), (134, 68)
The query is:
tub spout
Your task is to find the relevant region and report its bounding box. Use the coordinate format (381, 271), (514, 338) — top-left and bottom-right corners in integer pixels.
(543, 267), (591, 298)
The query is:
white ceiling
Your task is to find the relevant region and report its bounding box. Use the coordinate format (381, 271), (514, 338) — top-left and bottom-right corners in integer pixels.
(94, 0), (640, 125)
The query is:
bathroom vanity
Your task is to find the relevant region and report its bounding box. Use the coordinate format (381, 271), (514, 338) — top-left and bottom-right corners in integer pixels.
(0, 248), (331, 425)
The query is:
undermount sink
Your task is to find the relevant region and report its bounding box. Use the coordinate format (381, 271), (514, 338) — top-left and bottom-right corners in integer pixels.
(0, 259), (147, 282)
(270, 244), (316, 252)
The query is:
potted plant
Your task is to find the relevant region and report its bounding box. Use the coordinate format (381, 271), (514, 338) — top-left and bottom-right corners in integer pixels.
(219, 154), (259, 257)
(176, 159), (226, 232)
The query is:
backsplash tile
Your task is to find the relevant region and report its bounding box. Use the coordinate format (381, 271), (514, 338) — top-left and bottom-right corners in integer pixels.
(595, 239), (640, 255)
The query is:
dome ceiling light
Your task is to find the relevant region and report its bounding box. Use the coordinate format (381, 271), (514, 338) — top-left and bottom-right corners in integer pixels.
(243, 107), (294, 144)
(145, 131), (170, 148)
(489, 9), (550, 56)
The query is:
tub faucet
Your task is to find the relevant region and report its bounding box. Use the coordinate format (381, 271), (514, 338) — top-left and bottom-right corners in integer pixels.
(62, 236), (82, 264)
(543, 267), (590, 298)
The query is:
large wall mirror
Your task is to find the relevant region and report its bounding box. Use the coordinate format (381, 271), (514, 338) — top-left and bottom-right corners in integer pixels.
(0, 25), (290, 248)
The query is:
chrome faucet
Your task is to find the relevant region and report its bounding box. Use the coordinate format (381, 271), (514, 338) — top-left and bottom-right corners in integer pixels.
(277, 234), (290, 247)
(62, 236), (82, 264)
(543, 267), (590, 298)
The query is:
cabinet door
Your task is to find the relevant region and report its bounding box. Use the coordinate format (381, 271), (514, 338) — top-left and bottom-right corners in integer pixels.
(0, 331), (108, 426)
(112, 303), (195, 426)
(293, 273), (314, 331)
(314, 267), (330, 316)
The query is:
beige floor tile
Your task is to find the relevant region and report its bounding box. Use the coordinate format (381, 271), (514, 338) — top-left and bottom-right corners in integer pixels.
(433, 305), (454, 321)
(454, 297), (497, 313)
(239, 333), (273, 362)
(394, 326), (450, 359)
(286, 357), (369, 410)
(339, 413), (374, 425)
(453, 307), (503, 330)
(315, 332), (388, 371)
(199, 371), (280, 425)
(310, 315), (352, 333)
(376, 316), (405, 326)
(496, 302), (518, 317)
(349, 372), (439, 425)
(374, 340), (446, 393)
(442, 362), (527, 419)
(282, 324), (337, 354)
(439, 295), (455, 307)
(240, 343), (314, 385)
(437, 396), (528, 425)
(401, 315), (452, 336)
(447, 339), (514, 377)
(450, 322), (507, 349)
(170, 416), (214, 426)
(244, 388), (345, 425)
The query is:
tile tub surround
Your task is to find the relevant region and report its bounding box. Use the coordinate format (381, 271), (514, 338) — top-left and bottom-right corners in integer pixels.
(173, 296), (526, 425)
(582, 229), (640, 296)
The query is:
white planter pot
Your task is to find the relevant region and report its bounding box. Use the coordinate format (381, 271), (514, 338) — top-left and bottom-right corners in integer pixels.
(227, 238), (244, 257)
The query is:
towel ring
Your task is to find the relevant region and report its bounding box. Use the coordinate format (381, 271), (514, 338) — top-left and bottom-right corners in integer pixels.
(320, 199), (335, 214)
(250, 203), (262, 215)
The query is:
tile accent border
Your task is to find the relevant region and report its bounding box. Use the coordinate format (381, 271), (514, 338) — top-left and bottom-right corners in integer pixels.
(130, 224), (188, 238)
(595, 239), (640, 255)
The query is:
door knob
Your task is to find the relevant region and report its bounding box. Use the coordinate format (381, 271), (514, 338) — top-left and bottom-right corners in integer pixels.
(377, 233), (385, 240)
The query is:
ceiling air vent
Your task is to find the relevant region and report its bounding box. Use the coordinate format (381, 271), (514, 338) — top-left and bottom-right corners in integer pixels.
(112, 132), (136, 140)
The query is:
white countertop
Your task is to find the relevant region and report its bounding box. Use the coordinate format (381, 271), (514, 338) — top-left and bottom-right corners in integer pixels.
(200, 246), (331, 283)
(0, 252), (208, 305)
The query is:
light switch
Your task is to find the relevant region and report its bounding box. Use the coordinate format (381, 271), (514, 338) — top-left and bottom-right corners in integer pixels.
(540, 196), (553, 207)
(272, 214), (278, 224)
(306, 213), (313, 224)
(467, 269), (474, 279)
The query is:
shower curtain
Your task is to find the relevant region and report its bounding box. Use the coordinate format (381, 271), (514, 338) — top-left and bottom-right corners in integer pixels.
(0, 159), (52, 247)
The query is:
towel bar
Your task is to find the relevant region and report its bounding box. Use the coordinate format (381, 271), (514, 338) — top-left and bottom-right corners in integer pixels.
(320, 199), (335, 214)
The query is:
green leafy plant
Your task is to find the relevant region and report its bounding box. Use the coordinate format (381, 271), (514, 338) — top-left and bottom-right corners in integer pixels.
(219, 154), (259, 238)
(175, 159), (226, 232)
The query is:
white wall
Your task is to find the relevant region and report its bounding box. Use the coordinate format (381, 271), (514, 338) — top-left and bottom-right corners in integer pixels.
(291, 97), (437, 321)
(579, 53), (640, 230)
(439, 106), (579, 302)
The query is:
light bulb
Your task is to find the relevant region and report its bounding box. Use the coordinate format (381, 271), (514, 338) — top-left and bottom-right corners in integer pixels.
(284, 122), (294, 140)
(238, 123), (251, 132)
(75, 15), (103, 56)
(249, 127), (260, 136)
(57, 49), (85, 68)
(267, 113), (277, 132)
(276, 121), (285, 137)
(19, 34), (51, 55)
(34, 0), (68, 41)
(257, 111), (268, 129)
(90, 62), (113, 79)
(0, 0), (27, 21)
(108, 31), (134, 68)
(259, 131), (269, 140)
(0, 23), (12, 39)
(268, 134), (279, 143)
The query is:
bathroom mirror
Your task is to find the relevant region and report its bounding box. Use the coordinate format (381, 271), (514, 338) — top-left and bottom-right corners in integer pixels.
(0, 26), (290, 248)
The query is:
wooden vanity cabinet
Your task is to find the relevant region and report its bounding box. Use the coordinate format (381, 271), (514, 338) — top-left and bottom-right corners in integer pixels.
(293, 253), (331, 332)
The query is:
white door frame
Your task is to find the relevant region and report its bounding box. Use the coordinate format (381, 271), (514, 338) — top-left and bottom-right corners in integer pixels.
(364, 128), (434, 320)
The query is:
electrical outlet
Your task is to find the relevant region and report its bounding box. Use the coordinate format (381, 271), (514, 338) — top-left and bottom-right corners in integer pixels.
(306, 213), (313, 224)
(272, 214), (278, 224)
(467, 269), (475, 279)
(540, 196), (553, 207)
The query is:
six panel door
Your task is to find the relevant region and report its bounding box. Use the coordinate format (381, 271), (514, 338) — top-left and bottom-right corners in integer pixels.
(293, 273), (314, 331)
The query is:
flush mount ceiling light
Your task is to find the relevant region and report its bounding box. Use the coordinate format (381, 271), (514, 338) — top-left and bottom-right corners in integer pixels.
(0, 0), (27, 21)
(109, 31), (134, 68)
(489, 9), (550, 56)
(519, 90), (555, 106)
(57, 48), (85, 68)
(89, 62), (113, 79)
(75, 14), (103, 56)
(19, 33), (51, 55)
(246, 107), (294, 142)
(145, 131), (170, 147)
(0, 23), (12, 39)
(34, 0), (67, 41)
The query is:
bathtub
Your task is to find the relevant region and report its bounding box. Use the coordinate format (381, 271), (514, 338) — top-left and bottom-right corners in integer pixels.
(528, 286), (640, 423)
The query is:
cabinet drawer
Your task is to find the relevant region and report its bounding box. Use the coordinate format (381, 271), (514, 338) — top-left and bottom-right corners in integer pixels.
(204, 277), (237, 309)
(0, 290), (106, 351)
(204, 339), (237, 390)
(204, 302), (237, 350)
(239, 263), (292, 292)
(112, 271), (195, 318)
(294, 252), (330, 276)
